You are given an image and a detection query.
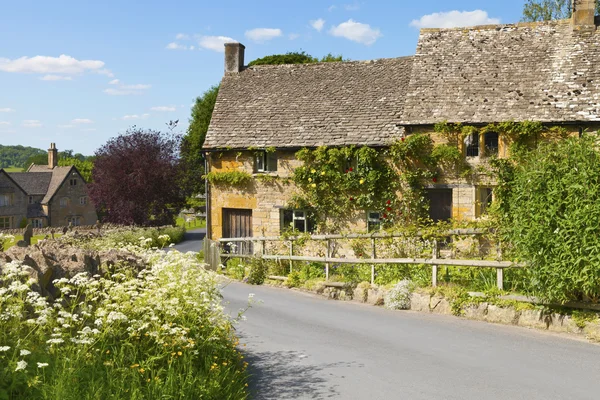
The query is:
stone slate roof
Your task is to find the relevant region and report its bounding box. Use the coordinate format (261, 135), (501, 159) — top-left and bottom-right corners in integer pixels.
(15, 165), (74, 204)
(9, 172), (51, 195)
(204, 57), (413, 149)
(401, 20), (600, 125)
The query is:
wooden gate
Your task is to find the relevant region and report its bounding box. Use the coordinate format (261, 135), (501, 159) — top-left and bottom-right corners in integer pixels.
(222, 208), (253, 254)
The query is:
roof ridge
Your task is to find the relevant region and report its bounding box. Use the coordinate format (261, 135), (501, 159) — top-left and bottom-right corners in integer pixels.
(419, 18), (571, 33)
(246, 55), (414, 70)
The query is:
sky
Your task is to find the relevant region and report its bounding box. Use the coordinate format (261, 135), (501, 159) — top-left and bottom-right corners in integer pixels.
(0, 0), (527, 155)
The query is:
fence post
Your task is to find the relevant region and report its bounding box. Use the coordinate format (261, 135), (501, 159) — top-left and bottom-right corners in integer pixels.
(496, 241), (503, 290)
(432, 239), (438, 287)
(371, 237), (376, 285)
(325, 239), (330, 281)
(289, 240), (294, 274)
(261, 240), (266, 258)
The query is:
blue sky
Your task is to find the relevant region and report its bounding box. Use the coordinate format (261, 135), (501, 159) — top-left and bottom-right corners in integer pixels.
(0, 0), (526, 155)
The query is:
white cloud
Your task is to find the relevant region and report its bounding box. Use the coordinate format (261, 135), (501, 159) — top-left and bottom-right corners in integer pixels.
(175, 33), (190, 40)
(190, 45), (195, 50)
(97, 68), (114, 78)
(329, 19), (382, 45)
(121, 113), (150, 120)
(245, 28), (283, 42)
(150, 106), (176, 112)
(22, 120), (42, 128)
(197, 36), (238, 52)
(109, 79), (120, 85)
(0, 108), (15, 113)
(288, 33), (300, 40)
(57, 124), (74, 129)
(40, 74), (72, 81)
(71, 118), (93, 124)
(310, 18), (326, 32)
(344, 2), (360, 11)
(0, 121), (10, 126)
(103, 82), (150, 95)
(410, 10), (500, 29)
(0, 55), (105, 75)
(328, 5), (336, 12)
(166, 42), (188, 50)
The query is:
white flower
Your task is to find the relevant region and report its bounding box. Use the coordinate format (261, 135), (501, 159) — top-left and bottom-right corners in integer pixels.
(0, 346), (10, 352)
(19, 349), (31, 356)
(46, 338), (65, 344)
(248, 293), (255, 299)
(15, 360), (27, 371)
(37, 362), (49, 368)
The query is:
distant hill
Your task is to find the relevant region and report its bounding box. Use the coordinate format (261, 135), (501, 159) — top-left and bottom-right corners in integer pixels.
(0, 145), (46, 169)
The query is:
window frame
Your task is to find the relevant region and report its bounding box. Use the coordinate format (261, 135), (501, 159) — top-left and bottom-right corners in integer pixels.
(31, 218), (43, 228)
(0, 193), (13, 207)
(66, 216), (81, 226)
(0, 216), (11, 229)
(464, 132), (480, 157)
(483, 131), (499, 157)
(254, 150), (277, 173)
(79, 196), (87, 205)
(69, 178), (77, 186)
(60, 197), (69, 208)
(280, 209), (315, 233)
(478, 187), (494, 216)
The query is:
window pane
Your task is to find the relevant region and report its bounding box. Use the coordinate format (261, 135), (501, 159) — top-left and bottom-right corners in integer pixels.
(465, 133), (479, 157)
(484, 132), (499, 156)
(267, 152), (277, 172)
(294, 219), (306, 232)
(306, 215), (316, 233)
(426, 189), (453, 222)
(255, 153), (265, 172)
(281, 209), (293, 231)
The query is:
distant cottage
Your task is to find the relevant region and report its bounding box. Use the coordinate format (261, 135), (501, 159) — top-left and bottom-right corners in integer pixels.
(0, 143), (97, 229)
(203, 0), (600, 241)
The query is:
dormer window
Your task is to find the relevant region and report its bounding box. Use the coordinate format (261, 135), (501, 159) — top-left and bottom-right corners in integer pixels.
(255, 151), (277, 173)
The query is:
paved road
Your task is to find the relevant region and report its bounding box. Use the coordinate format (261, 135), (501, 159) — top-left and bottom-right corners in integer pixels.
(222, 282), (600, 400)
(171, 228), (205, 253)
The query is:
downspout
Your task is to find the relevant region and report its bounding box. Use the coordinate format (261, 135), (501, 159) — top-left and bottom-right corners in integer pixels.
(204, 151), (211, 240)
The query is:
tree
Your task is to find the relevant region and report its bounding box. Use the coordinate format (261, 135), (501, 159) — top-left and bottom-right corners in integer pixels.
(89, 128), (186, 226)
(58, 157), (94, 182)
(522, 0), (600, 22)
(248, 51), (344, 66)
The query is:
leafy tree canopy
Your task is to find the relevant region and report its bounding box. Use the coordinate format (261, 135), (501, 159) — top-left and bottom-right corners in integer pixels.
(248, 51), (345, 66)
(522, 0), (600, 22)
(89, 128), (187, 226)
(0, 145), (45, 168)
(59, 157), (94, 182)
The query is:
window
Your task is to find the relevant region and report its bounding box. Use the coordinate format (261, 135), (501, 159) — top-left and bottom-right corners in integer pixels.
(70, 178), (77, 186)
(478, 187), (494, 216)
(0, 216), (11, 228)
(79, 196), (87, 205)
(280, 209), (315, 233)
(0, 194), (12, 207)
(425, 189), (453, 222)
(66, 216), (81, 226)
(31, 218), (43, 228)
(255, 151), (277, 173)
(29, 196), (33, 204)
(60, 197), (69, 207)
(464, 132), (480, 157)
(484, 132), (499, 157)
(367, 211), (381, 232)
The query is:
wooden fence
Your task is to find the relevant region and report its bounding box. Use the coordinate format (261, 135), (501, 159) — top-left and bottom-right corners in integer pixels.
(216, 230), (522, 290)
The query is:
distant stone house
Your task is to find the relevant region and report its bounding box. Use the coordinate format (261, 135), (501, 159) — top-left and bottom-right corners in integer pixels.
(203, 0), (600, 241)
(0, 143), (97, 229)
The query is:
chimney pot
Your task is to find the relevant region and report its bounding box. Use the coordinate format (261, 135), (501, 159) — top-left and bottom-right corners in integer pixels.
(572, 0), (596, 28)
(224, 42), (245, 74)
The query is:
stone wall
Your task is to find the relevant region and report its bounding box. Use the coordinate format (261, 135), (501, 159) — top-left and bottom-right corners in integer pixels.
(48, 171), (98, 227)
(0, 173), (27, 228)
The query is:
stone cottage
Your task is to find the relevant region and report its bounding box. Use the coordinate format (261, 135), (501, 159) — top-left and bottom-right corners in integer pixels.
(203, 0), (600, 241)
(0, 143), (97, 229)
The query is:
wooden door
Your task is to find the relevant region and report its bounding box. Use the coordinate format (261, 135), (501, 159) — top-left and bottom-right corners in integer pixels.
(426, 189), (452, 222)
(222, 208), (252, 254)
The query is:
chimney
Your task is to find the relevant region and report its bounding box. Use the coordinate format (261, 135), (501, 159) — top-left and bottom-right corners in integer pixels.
(572, 0), (596, 28)
(48, 143), (58, 169)
(224, 42), (245, 74)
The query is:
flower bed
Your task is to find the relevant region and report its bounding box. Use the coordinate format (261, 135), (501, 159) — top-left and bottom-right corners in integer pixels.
(0, 245), (249, 399)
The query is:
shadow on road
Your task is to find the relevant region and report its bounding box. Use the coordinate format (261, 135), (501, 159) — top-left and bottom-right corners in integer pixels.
(183, 230), (206, 242)
(244, 349), (362, 399)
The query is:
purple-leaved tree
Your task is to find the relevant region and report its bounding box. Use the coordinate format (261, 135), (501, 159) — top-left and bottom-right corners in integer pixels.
(89, 128), (187, 226)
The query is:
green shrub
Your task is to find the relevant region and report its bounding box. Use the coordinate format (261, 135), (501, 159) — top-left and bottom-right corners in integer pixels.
(226, 258), (246, 280)
(247, 259), (268, 285)
(499, 136), (600, 304)
(286, 271), (302, 288)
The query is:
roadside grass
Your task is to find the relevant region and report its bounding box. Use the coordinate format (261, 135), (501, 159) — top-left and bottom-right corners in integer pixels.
(3, 166), (23, 172)
(176, 217), (206, 229)
(3, 234), (63, 251)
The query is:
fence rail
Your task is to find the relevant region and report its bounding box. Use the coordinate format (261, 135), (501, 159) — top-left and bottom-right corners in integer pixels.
(216, 230), (520, 290)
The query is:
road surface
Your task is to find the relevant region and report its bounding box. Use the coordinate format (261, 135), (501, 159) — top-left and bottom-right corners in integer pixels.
(222, 282), (600, 400)
(171, 227), (205, 253)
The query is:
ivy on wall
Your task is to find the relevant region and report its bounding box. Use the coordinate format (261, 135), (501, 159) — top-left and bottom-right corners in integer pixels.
(205, 171), (252, 186)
